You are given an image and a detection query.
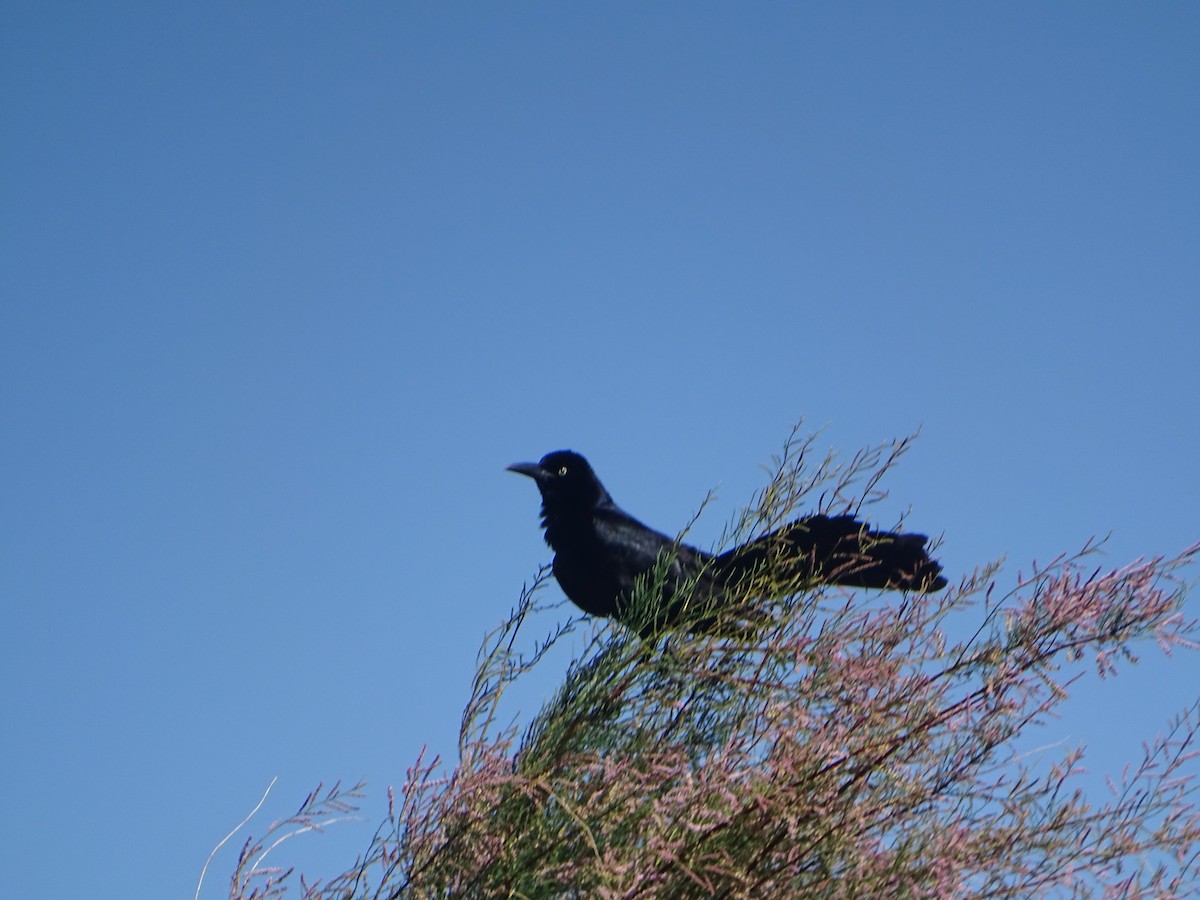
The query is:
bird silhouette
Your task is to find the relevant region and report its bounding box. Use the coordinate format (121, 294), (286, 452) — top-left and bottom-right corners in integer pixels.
(510, 450), (946, 636)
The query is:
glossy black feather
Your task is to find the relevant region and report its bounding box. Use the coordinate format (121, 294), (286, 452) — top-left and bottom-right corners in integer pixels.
(509, 450), (947, 635)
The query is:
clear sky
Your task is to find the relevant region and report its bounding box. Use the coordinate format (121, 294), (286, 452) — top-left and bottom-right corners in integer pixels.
(2, 4), (1198, 896)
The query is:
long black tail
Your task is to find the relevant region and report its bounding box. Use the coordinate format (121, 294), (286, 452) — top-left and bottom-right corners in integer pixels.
(712, 514), (947, 594)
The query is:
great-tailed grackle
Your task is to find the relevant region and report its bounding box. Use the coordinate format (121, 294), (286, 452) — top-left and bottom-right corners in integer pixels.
(509, 450), (947, 635)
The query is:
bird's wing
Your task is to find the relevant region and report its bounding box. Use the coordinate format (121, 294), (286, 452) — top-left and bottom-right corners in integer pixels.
(591, 506), (678, 587)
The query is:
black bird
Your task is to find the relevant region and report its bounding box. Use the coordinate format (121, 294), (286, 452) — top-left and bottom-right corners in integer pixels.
(509, 450), (947, 636)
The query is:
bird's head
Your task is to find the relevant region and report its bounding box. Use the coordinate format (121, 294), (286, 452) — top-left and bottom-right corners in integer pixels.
(507, 450), (611, 514)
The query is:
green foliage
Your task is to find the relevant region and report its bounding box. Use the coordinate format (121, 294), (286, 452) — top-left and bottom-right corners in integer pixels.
(216, 427), (1200, 898)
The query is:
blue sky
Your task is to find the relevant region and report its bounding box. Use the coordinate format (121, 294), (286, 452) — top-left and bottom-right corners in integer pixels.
(2, 4), (1198, 896)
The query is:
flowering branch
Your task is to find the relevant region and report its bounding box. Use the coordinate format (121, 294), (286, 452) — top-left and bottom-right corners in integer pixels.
(219, 427), (1199, 898)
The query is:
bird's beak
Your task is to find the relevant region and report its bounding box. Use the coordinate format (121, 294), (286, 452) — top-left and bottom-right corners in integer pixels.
(507, 461), (545, 480)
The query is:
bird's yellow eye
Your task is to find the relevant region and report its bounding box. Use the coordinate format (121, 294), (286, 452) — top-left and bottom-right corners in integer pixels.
(558, 466), (569, 476)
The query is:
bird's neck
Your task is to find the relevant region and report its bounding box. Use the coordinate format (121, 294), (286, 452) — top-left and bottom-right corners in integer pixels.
(539, 497), (611, 552)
